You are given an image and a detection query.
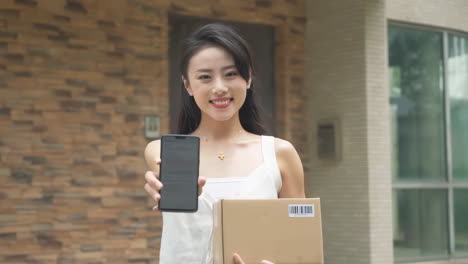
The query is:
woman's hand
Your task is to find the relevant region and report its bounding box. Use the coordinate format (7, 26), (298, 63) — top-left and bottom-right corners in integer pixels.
(144, 159), (163, 211)
(144, 159), (207, 211)
(233, 253), (274, 264)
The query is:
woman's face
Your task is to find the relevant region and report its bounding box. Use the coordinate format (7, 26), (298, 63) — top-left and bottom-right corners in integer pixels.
(183, 45), (251, 122)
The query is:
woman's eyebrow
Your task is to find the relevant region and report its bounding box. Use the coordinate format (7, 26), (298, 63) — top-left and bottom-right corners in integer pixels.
(194, 68), (212, 73)
(222, 65), (236, 70)
(194, 65), (236, 73)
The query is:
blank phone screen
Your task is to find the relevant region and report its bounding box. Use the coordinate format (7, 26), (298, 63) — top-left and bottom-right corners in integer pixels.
(159, 135), (199, 212)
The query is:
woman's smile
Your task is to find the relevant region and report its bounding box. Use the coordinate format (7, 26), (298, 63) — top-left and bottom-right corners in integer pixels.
(210, 97), (234, 109)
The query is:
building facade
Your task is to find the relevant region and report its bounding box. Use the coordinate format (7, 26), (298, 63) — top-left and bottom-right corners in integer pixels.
(0, 0), (467, 263)
(307, 0), (468, 264)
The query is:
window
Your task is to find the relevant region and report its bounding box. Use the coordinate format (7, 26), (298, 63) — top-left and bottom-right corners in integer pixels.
(389, 25), (468, 262)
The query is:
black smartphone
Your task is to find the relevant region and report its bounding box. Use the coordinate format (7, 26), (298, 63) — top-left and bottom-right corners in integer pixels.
(158, 134), (200, 212)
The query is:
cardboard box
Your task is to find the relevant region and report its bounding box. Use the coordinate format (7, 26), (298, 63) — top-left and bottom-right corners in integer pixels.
(213, 198), (324, 264)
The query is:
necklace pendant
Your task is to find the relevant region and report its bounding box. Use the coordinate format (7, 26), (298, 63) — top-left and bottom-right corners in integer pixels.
(218, 153), (225, 160)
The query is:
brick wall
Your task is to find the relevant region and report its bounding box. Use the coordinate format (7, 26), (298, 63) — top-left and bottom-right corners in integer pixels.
(0, 0), (306, 263)
(306, 0), (392, 263)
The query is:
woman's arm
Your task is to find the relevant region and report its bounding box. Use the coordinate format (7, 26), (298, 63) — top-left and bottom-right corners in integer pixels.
(275, 138), (306, 198)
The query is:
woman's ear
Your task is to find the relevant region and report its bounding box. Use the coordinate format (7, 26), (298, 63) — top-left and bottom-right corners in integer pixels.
(182, 76), (193, 96)
(247, 77), (252, 89)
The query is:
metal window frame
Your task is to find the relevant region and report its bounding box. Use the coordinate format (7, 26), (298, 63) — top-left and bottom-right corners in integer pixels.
(442, 30), (455, 257)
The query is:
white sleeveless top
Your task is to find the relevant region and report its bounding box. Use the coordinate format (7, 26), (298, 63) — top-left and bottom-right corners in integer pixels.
(159, 136), (282, 264)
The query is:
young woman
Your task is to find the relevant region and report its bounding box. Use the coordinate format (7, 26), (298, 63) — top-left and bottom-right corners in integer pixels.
(144, 23), (305, 264)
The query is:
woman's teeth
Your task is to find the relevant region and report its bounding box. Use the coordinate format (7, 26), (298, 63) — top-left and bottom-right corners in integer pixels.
(212, 100), (230, 105)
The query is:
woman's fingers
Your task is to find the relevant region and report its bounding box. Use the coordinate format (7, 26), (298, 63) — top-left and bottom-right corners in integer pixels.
(144, 183), (160, 201)
(198, 176), (206, 187)
(144, 183), (160, 211)
(233, 253), (275, 264)
(145, 171), (163, 191)
(198, 176), (207, 196)
(144, 159), (162, 211)
(144, 166), (163, 211)
(233, 253), (245, 264)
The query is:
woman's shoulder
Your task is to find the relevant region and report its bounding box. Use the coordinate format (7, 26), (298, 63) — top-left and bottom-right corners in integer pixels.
(268, 136), (301, 166)
(271, 136), (296, 155)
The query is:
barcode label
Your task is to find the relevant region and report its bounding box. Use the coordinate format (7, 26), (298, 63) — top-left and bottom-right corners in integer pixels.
(288, 204), (315, 217)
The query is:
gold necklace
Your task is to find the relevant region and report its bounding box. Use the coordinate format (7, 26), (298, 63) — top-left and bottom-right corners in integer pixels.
(197, 130), (243, 161)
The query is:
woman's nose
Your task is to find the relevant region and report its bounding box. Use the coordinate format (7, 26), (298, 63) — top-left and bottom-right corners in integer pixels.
(212, 78), (227, 94)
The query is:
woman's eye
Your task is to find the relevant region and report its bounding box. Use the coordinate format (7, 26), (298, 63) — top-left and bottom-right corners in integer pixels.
(198, 75), (211, 80)
(226, 71), (238, 77)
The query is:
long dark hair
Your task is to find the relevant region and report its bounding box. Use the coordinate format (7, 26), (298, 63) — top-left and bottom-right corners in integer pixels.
(176, 23), (265, 135)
